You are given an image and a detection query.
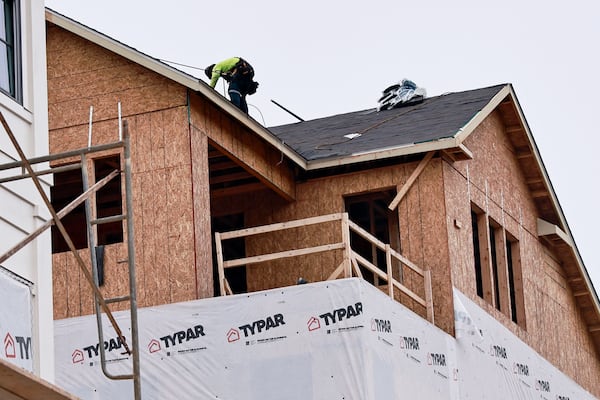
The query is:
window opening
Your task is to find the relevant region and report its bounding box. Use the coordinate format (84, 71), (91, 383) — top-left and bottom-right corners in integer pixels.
(51, 165), (87, 253)
(212, 213), (247, 294)
(470, 203), (525, 328)
(94, 155), (123, 245)
(471, 210), (483, 298)
(345, 190), (399, 286)
(489, 223), (501, 311)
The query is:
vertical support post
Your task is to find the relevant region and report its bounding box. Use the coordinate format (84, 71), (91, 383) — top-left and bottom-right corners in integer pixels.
(424, 270), (435, 324)
(341, 213), (352, 278)
(123, 121), (142, 400)
(385, 244), (393, 299)
(215, 232), (225, 296)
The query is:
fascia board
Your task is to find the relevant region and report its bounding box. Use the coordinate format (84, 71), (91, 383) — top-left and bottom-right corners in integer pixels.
(306, 137), (461, 170)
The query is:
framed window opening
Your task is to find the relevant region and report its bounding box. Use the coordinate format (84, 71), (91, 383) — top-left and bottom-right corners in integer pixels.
(212, 213), (247, 294)
(50, 156), (124, 253)
(471, 203), (525, 328)
(344, 189), (400, 286)
(94, 155), (123, 246)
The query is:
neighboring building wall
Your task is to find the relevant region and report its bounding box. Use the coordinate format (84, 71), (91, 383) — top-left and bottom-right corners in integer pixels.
(443, 110), (600, 396)
(0, 0), (52, 380)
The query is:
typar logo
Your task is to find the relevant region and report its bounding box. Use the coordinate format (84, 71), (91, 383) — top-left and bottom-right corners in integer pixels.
(535, 379), (551, 392)
(237, 314), (285, 338)
(490, 344), (507, 359)
(307, 316), (320, 331)
(80, 335), (127, 359)
(158, 325), (205, 349)
(513, 362), (529, 376)
(4, 332), (31, 360)
(148, 339), (161, 354)
(371, 318), (392, 333)
(318, 302), (363, 326)
(71, 349), (84, 364)
(227, 329), (240, 343)
(4, 333), (15, 358)
(427, 353), (447, 366)
(399, 336), (420, 350)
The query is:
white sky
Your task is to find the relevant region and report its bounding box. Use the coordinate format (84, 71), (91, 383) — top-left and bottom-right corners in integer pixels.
(45, 0), (600, 293)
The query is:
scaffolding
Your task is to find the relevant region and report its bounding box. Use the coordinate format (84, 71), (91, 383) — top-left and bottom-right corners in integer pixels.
(0, 112), (141, 399)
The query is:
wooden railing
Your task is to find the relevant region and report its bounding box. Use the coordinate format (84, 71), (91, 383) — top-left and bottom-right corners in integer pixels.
(215, 212), (434, 323)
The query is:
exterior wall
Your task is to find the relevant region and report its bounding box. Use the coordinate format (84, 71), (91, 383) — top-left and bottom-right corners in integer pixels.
(0, 0), (53, 380)
(444, 110), (600, 396)
(213, 159), (456, 335)
(46, 24), (204, 317)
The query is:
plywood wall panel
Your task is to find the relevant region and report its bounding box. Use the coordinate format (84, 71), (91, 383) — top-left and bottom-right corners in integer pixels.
(190, 130), (214, 299)
(52, 253), (68, 319)
(166, 165), (196, 303)
(445, 111), (600, 394)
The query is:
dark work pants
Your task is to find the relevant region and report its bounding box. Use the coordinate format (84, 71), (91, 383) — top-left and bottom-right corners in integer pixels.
(228, 80), (248, 114)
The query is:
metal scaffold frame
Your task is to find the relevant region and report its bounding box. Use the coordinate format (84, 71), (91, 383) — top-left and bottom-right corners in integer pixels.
(0, 112), (141, 399)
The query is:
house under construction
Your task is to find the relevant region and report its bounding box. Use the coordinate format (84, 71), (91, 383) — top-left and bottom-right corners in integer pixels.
(44, 8), (600, 399)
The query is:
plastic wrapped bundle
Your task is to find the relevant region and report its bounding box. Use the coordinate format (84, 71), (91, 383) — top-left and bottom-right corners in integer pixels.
(377, 79), (427, 111)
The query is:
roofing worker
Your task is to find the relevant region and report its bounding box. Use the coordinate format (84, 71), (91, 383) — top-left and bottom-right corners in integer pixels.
(204, 57), (259, 114)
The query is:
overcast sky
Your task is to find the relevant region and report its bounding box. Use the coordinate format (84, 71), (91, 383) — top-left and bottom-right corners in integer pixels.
(45, 0), (599, 293)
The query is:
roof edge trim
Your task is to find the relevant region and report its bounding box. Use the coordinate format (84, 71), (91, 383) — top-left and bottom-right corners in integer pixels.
(454, 84), (512, 143)
(305, 137), (460, 170)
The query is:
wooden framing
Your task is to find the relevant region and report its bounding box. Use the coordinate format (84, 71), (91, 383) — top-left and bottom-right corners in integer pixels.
(388, 150), (435, 210)
(215, 212), (434, 323)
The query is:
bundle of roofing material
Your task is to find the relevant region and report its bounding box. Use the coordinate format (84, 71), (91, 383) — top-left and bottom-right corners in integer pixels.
(377, 79), (427, 111)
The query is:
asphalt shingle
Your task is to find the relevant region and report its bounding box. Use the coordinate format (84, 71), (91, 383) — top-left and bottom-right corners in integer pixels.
(268, 84), (506, 162)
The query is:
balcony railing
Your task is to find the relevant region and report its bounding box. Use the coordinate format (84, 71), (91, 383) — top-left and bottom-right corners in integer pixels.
(215, 212), (434, 323)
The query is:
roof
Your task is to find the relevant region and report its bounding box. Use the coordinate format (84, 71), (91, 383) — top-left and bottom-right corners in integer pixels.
(269, 84), (506, 164)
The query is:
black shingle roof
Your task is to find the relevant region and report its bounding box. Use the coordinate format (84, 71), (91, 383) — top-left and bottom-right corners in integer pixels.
(268, 84), (506, 162)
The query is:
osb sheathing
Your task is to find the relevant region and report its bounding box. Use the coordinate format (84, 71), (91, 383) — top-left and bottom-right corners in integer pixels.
(225, 160), (454, 334)
(444, 110), (600, 395)
(189, 93), (296, 200)
(47, 24), (207, 317)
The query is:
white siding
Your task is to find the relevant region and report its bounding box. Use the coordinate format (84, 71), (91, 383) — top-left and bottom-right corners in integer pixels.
(0, 0), (52, 382)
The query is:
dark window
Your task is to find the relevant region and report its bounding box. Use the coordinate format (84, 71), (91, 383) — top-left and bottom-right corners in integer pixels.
(94, 156), (123, 245)
(212, 213), (247, 294)
(471, 203), (525, 328)
(506, 239), (516, 321)
(51, 166), (87, 253)
(51, 156), (124, 253)
(345, 190), (399, 285)
(489, 223), (501, 311)
(506, 234), (524, 327)
(471, 210), (483, 298)
(0, 0), (20, 102)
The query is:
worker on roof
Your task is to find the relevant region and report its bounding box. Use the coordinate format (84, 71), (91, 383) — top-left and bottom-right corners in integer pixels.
(204, 57), (259, 114)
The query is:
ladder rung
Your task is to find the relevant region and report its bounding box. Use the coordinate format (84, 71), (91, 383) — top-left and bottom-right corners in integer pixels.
(106, 295), (131, 304)
(91, 214), (126, 225)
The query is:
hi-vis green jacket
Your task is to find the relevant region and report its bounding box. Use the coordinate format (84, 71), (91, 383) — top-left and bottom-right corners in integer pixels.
(209, 57), (241, 88)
